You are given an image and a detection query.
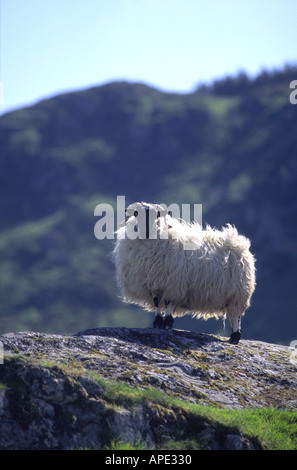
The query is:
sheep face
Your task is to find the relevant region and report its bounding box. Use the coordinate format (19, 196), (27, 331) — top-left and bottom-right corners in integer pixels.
(125, 202), (167, 240)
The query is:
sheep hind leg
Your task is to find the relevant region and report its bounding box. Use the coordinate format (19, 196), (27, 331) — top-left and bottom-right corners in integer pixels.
(228, 313), (242, 344)
(153, 296), (163, 329)
(163, 300), (174, 330)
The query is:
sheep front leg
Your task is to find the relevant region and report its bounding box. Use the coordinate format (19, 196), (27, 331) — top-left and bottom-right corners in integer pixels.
(163, 300), (174, 330)
(153, 296), (163, 329)
(228, 313), (242, 344)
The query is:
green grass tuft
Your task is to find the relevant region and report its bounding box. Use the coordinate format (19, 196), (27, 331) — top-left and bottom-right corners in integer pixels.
(90, 373), (297, 450)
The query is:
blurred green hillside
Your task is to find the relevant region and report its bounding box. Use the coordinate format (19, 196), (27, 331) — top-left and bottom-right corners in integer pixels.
(1, 66), (297, 344)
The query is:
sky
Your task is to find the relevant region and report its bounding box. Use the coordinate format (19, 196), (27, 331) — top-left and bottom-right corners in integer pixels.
(1, 0), (297, 115)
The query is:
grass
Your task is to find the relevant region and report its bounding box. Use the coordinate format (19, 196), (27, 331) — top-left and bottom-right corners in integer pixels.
(190, 406), (297, 450)
(106, 438), (147, 451)
(88, 371), (171, 408)
(90, 373), (297, 450)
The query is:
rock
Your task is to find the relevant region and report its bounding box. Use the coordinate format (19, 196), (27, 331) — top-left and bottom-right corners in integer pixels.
(225, 433), (255, 450)
(0, 327), (296, 450)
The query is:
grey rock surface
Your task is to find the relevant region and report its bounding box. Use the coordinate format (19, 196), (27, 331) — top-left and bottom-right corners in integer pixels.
(0, 327), (296, 449)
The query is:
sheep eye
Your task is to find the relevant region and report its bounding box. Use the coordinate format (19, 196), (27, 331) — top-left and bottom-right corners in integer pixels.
(134, 211), (138, 217)
(157, 211), (160, 218)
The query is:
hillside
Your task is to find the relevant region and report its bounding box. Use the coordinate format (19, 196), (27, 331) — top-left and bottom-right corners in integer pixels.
(0, 66), (297, 343)
(1, 328), (297, 450)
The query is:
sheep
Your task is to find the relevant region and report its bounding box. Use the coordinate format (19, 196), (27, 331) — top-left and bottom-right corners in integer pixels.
(112, 202), (256, 344)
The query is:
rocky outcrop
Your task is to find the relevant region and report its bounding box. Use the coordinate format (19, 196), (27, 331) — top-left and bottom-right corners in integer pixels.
(0, 328), (296, 450)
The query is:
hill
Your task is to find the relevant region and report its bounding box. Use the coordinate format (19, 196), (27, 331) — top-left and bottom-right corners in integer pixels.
(1, 328), (297, 450)
(0, 66), (297, 343)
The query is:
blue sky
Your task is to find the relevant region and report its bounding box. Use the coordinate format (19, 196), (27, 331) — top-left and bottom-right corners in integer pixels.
(1, 0), (297, 114)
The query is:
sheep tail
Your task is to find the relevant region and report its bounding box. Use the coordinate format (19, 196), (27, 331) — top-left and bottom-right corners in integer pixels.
(220, 224), (251, 253)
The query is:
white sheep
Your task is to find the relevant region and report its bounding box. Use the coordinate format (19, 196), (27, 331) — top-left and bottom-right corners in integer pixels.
(113, 202), (256, 344)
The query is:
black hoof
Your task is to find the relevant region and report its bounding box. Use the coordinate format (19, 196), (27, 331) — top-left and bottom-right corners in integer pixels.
(163, 314), (174, 330)
(229, 330), (241, 344)
(153, 314), (163, 329)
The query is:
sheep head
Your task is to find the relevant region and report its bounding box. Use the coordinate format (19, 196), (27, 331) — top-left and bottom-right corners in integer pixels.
(125, 202), (167, 239)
